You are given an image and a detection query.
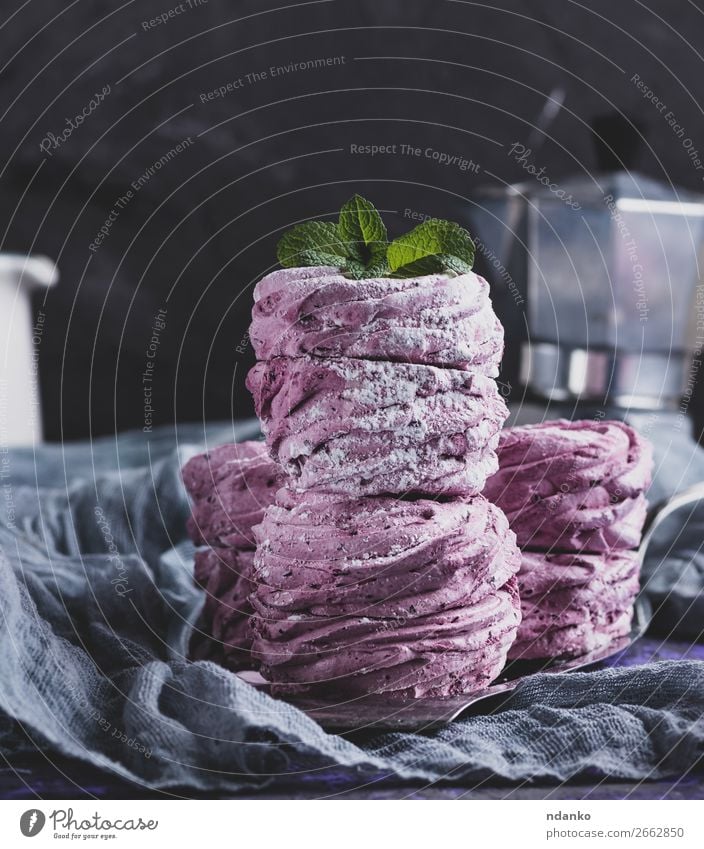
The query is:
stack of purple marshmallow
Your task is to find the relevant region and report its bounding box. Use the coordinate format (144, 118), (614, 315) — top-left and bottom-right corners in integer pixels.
(182, 441), (282, 669)
(484, 419), (654, 659)
(184, 265), (523, 697)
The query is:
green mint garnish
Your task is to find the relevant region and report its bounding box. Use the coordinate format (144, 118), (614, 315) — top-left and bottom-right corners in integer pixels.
(387, 219), (475, 276)
(276, 195), (475, 279)
(337, 194), (389, 278)
(277, 221), (350, 268)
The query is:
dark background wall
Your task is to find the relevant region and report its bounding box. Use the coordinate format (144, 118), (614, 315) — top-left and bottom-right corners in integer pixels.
(1, 0), (703, 440)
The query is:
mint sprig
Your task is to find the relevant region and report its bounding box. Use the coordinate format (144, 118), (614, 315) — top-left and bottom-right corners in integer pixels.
(276, 221), (350, 268)
(276, 195), (475, 279)
(387, 219), (475, 276)
(337, 195), (389, 278)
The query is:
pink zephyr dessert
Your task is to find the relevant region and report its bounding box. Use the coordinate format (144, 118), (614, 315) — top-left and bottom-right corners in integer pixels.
(182, 440), (283, 548)
(250, 490), (521, 697)
(247, 356), (507, 496)
(189, 547), (256, 668)
(249, 266), (504, 375)
(485, 418), (653, 661)
(508, 549), (641, 660)
(187, 198), (527, 695)
(182, 440), (281, 669)
(484, 419), (653, 551)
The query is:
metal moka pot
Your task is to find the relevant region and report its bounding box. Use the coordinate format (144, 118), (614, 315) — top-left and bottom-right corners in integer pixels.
(467, 170), (704, 411)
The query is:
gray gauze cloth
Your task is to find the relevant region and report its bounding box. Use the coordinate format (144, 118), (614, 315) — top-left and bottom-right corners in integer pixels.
(1, 420), (703, 792)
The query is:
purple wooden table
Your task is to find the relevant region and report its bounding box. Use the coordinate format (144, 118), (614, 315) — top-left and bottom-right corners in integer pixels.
(2, 637), (703, 800)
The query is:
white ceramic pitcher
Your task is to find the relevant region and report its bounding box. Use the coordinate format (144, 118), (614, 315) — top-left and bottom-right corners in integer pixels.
(0, 254), (58, 445)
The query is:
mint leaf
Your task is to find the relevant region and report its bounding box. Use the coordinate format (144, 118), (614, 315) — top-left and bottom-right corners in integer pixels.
(275, 203), (477, 280)
(338, 195), (388, 266)
(277, 221), (349, 268)
(364, 251), (391, 277)
(343, 257), (368, 279)
(387, 219), (475, 276)
(389, 253), (470, 276)
(297, 249), (353, 268)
